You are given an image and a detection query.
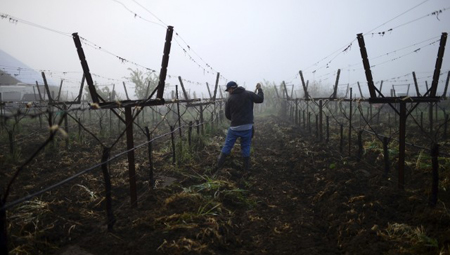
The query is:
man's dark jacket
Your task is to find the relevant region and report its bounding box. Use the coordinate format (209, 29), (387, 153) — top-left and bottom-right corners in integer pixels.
(225, 86), (264, 127)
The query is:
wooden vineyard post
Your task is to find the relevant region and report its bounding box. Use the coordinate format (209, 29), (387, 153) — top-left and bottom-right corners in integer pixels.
(99, 114), (103, 136)
(306, 101), (310, 131)
(383, 137), (390, 177)
(178, 76), (190, 101)
(319, 100), (323, 141)
(170, 126), (176, 165)
(398, 101), (407, 189)
(308, 112), (311, 133)
(357, 34), (377, 98)
(48, 109), (54, 146)
(123, 82), (130, 100)
(315, 115), (319, 138)
(429, 144), (439, 207)
(109, 107), (112, 137)
(348, 88), (353, 156)
(78, 117), (82, 141)
(145, 127), (154, 188)
(200, 105), (204, 135)
(100, 147), (115, 231)
(357, 130), (363, 161)
(298, 105), (301, 127)
(420, 112), (424, 128)
(429, 102), (434, 134)
(188, 121), (193, 148)
(413, 72), (421, 96)
(156, 26), (174, 100)
(302, 110), (306, 129)
(176, 85), (182, 138)
(196, 120), (200, 135)
(212, 72), (220, 102)
(290, 105), (293, 122)
(72, 33), (100, 104)
(125, 107), (137, 207)
(357, 32), (445, 189)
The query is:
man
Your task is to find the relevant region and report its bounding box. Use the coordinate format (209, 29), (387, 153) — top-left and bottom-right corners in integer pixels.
(217, 81), (264, 171)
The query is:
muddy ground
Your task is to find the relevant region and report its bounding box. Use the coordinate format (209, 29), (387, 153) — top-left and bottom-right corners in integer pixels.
(2, 114), (450, 254)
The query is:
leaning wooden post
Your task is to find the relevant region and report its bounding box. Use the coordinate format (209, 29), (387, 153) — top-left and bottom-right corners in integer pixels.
(299, 71), (309, 99)
(412, 72), (421, 96)
(429, 143), (439, 207)
(42, 72), (54, 103)
(56, 79), (64, 101)
(430, 32), (447, 97)
(333, 69), (341, 99)
(35, 81), (44, 101)
(72, 33), (100, 104)
(156, 26), (174, 100)
(205, 82), (212, 98)
(357, 82), (363, 98)
(100, 147), (115, 231)
(125, 107), (137, 207)
(357, 33), (377, 98)
(178, 76), (189, 100)
(123, 82), (130, 100)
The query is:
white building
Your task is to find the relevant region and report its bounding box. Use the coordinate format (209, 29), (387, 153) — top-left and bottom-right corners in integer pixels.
(0, 49), (59, 102)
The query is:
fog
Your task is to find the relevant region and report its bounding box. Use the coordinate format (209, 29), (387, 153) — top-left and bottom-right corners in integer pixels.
(1, 0), (449, 99)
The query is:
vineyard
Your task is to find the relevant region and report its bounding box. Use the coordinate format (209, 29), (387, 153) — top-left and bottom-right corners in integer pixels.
(1, 74), (450, 254)
(2, 2), (450, 254)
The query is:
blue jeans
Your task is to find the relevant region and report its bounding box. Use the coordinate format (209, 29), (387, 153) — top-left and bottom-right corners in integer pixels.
(221, 128), (253, 157)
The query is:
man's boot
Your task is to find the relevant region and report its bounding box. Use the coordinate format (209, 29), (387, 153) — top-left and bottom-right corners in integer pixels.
(217, 152), (227, 169)
(243, 157), (250, 171)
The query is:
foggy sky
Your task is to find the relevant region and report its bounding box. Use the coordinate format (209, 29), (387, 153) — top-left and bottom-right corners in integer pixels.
(1, 0), (449, 99)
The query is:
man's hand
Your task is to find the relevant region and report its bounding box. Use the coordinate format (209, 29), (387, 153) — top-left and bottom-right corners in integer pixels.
(256, 83), (262, 90)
